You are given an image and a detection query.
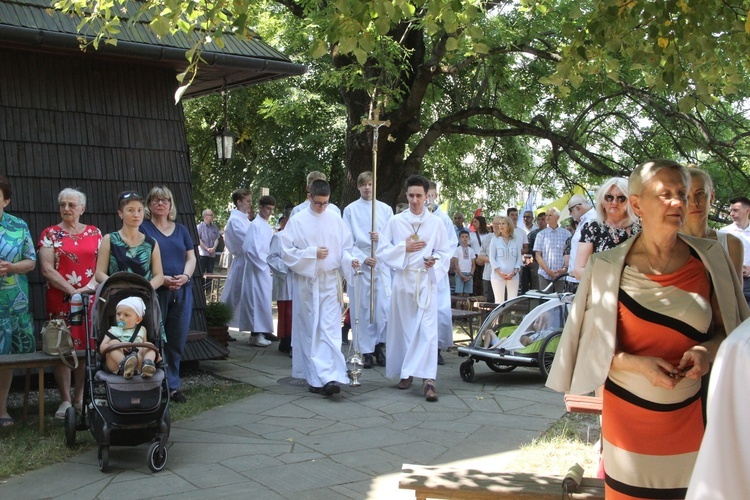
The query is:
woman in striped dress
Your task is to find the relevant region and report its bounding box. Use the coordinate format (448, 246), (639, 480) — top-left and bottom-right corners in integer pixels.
(548, 159), (749, 499)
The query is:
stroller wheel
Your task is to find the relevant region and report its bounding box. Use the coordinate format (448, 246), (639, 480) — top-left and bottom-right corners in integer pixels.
(64, 406), (77, 447)
(538, 330), (562, 377)
(98, 446), (109, 472)
(147, 441), (168, 472)
(459, 360), (475, 382)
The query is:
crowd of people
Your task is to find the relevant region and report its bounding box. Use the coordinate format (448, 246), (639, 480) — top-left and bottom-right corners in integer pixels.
(2, 161), (750, 496)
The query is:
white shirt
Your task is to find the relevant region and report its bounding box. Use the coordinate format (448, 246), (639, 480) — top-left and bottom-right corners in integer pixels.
(721, 222), (750, 267)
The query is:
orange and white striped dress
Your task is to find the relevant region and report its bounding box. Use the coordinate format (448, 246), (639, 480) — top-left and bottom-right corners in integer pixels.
(604, 256), (712, 499)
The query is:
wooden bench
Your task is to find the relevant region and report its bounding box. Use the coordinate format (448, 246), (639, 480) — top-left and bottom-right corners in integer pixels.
(399, 464), (604, 499)
(451, 308), (482, 343)
(564, 394), (603, 415)
(1, 351), (84, 432)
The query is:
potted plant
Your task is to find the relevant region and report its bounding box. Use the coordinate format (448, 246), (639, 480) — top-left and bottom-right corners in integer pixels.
(204, 301), (233, 347)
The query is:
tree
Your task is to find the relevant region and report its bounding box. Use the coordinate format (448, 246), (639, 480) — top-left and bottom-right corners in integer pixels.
(57, 0), (750, 211)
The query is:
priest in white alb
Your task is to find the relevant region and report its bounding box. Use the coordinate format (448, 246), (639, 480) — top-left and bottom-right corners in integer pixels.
(281, 180), (358, 397)
(343, 171), (394, 368)
(241, 195), (276, 347)
(377, 175), (452, 402)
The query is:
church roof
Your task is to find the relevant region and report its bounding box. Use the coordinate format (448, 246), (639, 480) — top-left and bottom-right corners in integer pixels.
(0, 0), (307, 97)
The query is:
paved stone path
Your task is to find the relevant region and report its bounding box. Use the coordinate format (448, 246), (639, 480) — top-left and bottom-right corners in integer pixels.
(1, 331), (567, 499)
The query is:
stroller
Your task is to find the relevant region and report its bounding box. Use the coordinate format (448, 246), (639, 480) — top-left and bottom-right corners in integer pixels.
(457, 289), (574, 382)
(64, 272), (170, 472)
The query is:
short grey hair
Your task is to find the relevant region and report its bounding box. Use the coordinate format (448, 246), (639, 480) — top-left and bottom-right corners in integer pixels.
(593, 177), (637, 225)
(58, 188), (86, 207)
(629, 159), (689, 197)
(566, 194), (590, 210)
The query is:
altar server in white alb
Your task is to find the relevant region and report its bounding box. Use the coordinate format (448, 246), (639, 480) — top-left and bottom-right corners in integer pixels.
(281, 180), (359, 397)
(427, 182), (458, 366)
(241, 195), (276, 346)
(220, 188), (260, 343)
(343, 171), (394, 369)
(687, 317), (750, 500)
(377, 175), (452, 402)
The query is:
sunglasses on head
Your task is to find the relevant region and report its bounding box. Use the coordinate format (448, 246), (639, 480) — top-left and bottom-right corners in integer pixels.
(604, 194), (627, 203)
(119, 191), (143, 202)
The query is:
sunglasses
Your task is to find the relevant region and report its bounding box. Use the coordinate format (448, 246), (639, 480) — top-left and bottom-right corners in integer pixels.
(119, 191), (143, 202)
(151, 198), (171, 205)
(567, 203), (582, 211)
(604, 194), (627, 203)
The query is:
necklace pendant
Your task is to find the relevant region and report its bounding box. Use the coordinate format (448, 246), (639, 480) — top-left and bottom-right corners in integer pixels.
(411, 234), (420, 241)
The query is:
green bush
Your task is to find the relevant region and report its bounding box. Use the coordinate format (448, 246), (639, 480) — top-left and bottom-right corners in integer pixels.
(204, 301), (233, 326)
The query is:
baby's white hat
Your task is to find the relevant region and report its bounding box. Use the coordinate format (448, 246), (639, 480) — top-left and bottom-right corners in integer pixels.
(117, 297), (146, 318)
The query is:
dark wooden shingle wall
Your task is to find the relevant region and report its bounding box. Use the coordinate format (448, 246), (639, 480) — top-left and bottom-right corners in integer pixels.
(0, 47), (207, 334)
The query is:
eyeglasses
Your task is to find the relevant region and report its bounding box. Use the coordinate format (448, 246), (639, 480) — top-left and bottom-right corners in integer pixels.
(59, 202), (79, 209)
(567, 203), (582, 211)
(523, 215), (533, 219)
(604, 194), (627, 203)
(152, 198), (171, 205)
(119, 191), (143, 202)
(312, 200), (330, 207)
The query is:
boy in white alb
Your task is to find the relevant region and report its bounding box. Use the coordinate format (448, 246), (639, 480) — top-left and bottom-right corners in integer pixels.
(451, 229), (476, 297)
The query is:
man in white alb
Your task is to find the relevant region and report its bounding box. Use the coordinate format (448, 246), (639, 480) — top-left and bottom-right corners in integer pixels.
(377, 175), (452, 402)
(241, 195), (277, 346)
(426, 182), (458, 365)
(290, 171), (341, 218)
(281, 180), (358, 397)
(342, 171), (393, 368)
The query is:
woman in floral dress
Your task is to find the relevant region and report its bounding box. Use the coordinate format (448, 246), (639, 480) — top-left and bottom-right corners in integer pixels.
(0, 175), (36, 427)
(38, 188), (102, 418)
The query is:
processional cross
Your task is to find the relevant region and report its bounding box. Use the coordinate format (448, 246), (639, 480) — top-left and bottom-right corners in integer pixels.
(362, 109), (390, 323)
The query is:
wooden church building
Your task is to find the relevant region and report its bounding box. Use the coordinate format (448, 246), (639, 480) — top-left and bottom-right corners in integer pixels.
(0, 0), (306, 354)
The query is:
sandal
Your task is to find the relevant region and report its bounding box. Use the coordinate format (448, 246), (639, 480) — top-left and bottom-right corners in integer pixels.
(424, 381), (438, 402)
(55, 401), (72, 419)
(141, 359), (156, 379)
(119, 353), (138, 379)
(0, 416), (15, 428)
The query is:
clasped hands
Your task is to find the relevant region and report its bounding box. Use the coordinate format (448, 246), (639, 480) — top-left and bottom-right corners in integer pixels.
(620, 346), (710, 390)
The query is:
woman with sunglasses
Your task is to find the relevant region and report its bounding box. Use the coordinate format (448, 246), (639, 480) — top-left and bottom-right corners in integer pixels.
(572, 177), (640, 279)
(140, 186), (196, 403)
(95, 191), (164, 291)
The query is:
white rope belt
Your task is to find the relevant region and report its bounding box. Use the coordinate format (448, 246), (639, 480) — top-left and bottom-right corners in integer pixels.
(407, 268), (430, 310)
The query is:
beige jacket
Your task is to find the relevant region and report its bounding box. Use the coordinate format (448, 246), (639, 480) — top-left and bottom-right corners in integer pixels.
(546, 233), (750, 395)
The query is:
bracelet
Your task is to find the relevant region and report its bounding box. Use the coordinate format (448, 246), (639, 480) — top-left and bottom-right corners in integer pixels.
(182, 274), (190, 281)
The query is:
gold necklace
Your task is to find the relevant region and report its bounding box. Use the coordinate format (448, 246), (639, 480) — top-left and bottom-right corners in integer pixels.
(641, 237), (675, 275)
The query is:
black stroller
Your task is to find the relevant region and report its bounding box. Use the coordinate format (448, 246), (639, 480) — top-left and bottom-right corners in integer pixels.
(64, 272), (171, 472)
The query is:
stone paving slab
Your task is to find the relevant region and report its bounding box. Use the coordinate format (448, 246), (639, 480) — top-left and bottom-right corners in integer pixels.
(1, 328), (568, 499)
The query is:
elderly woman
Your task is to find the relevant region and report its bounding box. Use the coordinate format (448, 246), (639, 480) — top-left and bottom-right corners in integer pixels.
(0, 176), (36, 427)
(96, 191), (164, 291)
(140, 186), (195, 404)
(489, 215), (523, 302)
(548, 159), (750, 499)
(682, 167), (744, 278)
(572, 177), (640, 279)
(38, 188), (102, 418)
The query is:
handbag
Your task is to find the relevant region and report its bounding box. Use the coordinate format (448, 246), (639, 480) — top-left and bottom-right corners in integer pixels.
(41, 318), (79, 369)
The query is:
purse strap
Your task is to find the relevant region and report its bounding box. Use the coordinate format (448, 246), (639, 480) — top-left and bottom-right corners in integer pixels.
(54, 326), (79, 370)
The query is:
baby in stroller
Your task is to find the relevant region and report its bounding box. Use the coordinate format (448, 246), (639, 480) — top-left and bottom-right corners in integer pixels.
(100, 297), (157, 379)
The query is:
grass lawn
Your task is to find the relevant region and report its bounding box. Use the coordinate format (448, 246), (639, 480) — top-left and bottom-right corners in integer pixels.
(0, 372), (259, 480)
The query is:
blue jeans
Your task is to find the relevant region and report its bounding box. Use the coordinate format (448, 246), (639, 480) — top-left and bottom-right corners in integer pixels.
(454, 272), (474, 294)
(156, 285), (193, 391)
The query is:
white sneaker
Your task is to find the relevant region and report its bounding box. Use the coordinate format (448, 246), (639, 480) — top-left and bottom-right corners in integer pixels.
(249, 335), (271, 347)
